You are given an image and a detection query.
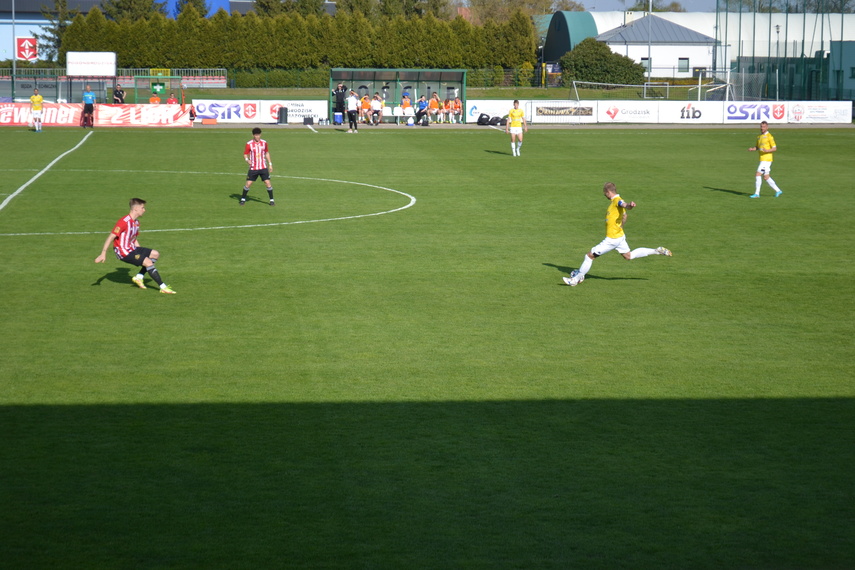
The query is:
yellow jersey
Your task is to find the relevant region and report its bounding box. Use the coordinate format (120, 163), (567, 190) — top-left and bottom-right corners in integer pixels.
(508, 108), (525, 128)
(30, 94), (43, 111)
(605, 194), (626, 239)
(756, 131), (776, 162)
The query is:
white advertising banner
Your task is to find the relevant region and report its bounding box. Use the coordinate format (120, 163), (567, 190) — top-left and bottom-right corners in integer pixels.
(193, 99), (328, 123)
(193, 100), (265, 123)
(66, 52), (117, 77)
(259, 100), (328, 123)
(598, 101), (659, 123)
(465, 100), (513, 123)
(657, 101), (724, 124)
(787, 101), (852, 124)
(723, 102), (788, 124)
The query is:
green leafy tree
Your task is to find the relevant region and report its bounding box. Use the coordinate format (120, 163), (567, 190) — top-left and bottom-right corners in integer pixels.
(553, 0), (585, 10)
(627, 0), (685, 10)
(101, 0), (165, 21)
(33, 0), (80, 62)
(559, 37), (645, 84)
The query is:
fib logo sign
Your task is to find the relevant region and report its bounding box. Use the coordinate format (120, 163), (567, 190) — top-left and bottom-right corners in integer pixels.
(17, 38), (38, 61)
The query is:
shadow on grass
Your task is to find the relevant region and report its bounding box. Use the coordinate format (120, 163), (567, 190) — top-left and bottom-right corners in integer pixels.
(1, 399), (852, 568)
(228, 193), (269, 205)
(91, 267), (138, 287)
(485, 149), (512, 156)
(542, 262), (646, 281)
(703, 186), (750, 196)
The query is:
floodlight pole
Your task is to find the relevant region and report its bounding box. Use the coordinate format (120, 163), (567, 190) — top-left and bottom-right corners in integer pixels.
(12, 0), (16, 99)
(647, 0), (652, 81)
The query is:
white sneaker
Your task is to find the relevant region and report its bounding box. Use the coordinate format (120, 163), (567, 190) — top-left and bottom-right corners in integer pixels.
(656, 247), (672, 257)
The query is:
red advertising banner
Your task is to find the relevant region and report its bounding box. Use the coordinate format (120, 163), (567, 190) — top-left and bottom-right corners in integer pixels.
(16, 38), (37, 61)
(0, 103), (193, 127)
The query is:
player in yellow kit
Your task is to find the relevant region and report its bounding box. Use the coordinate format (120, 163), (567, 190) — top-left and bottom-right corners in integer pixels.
(505, 100), (528, 157)
(30, 88), (44, 132)
(563, 182), (672, 287)
(748, 121), (783, 198)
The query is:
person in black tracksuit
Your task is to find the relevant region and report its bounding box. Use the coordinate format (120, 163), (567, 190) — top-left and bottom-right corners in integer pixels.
(332, 83), (347, 123)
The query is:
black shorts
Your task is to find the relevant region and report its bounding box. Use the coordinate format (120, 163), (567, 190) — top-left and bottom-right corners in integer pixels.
(247, 168), (270, 182)
(83, 103), (94, 114)
(120, 247), (153, 266)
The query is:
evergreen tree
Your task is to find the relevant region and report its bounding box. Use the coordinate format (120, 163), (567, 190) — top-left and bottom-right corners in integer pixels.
(33, 0), (80, 62)
(175, 0), (209, 17)
(255, 0), (284, 17)
(102, 0), (166, 21)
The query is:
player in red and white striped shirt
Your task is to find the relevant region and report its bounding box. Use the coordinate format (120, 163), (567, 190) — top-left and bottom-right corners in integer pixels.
(240, 127), (275, 206)
(94, 198), (176, 294)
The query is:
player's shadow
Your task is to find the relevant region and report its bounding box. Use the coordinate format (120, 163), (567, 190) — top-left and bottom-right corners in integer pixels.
(92, 267), (136, 287)
(228, 193), (267, 205)
(485, 150), (512, 156)
(703, 186), (750, 196)
(542, 262), (646, 283)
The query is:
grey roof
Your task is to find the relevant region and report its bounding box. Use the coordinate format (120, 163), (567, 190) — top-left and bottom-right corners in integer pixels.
(229, 0), (337, 15)
(596, 14), (716, 45)
(1, 0), (101, 14)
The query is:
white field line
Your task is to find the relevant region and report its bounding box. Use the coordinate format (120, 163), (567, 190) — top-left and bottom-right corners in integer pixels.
(0, 131), (94, 212)
(0, 171), (416, 237)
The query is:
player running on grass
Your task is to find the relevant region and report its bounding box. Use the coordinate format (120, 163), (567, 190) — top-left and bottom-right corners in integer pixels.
(94, 198), (176, 294)
(563, 182), (672, 287)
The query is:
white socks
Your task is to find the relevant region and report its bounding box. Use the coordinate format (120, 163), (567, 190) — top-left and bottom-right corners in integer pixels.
(511, 142), (522, 156)
(629, 248), (658, 259)
(756, 176), (782, 194)
(766, 177), (781, 192)
(578, 255), (593, 277)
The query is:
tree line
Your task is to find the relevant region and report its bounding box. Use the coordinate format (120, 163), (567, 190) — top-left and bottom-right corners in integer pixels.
(55, 4), (537, 69)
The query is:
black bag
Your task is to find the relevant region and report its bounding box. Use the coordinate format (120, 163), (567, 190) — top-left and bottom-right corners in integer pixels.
(499, 117), (508, 126)
(489, 116), (502, 126)
(421, 115), (430, 126)
(477, 113), (490, 126)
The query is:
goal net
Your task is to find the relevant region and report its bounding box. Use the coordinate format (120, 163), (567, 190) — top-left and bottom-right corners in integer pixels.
(131, 76), (184, 104)
(570, 80), (733, 102)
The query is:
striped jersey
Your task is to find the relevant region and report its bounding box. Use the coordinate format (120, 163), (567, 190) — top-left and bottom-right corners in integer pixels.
(244, 138), (269, 170)
(111, 215), (140, 258)
(508, 108), (525, 128)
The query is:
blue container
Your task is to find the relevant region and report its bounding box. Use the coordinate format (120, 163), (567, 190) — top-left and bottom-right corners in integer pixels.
(334, 112), (343, 125)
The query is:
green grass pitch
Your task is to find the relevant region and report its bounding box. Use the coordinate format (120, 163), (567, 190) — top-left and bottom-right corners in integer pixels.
(1, 123), (853, 568)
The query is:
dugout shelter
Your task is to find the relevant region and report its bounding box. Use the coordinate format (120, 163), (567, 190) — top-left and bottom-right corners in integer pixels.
(329, 68), (467, 122)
